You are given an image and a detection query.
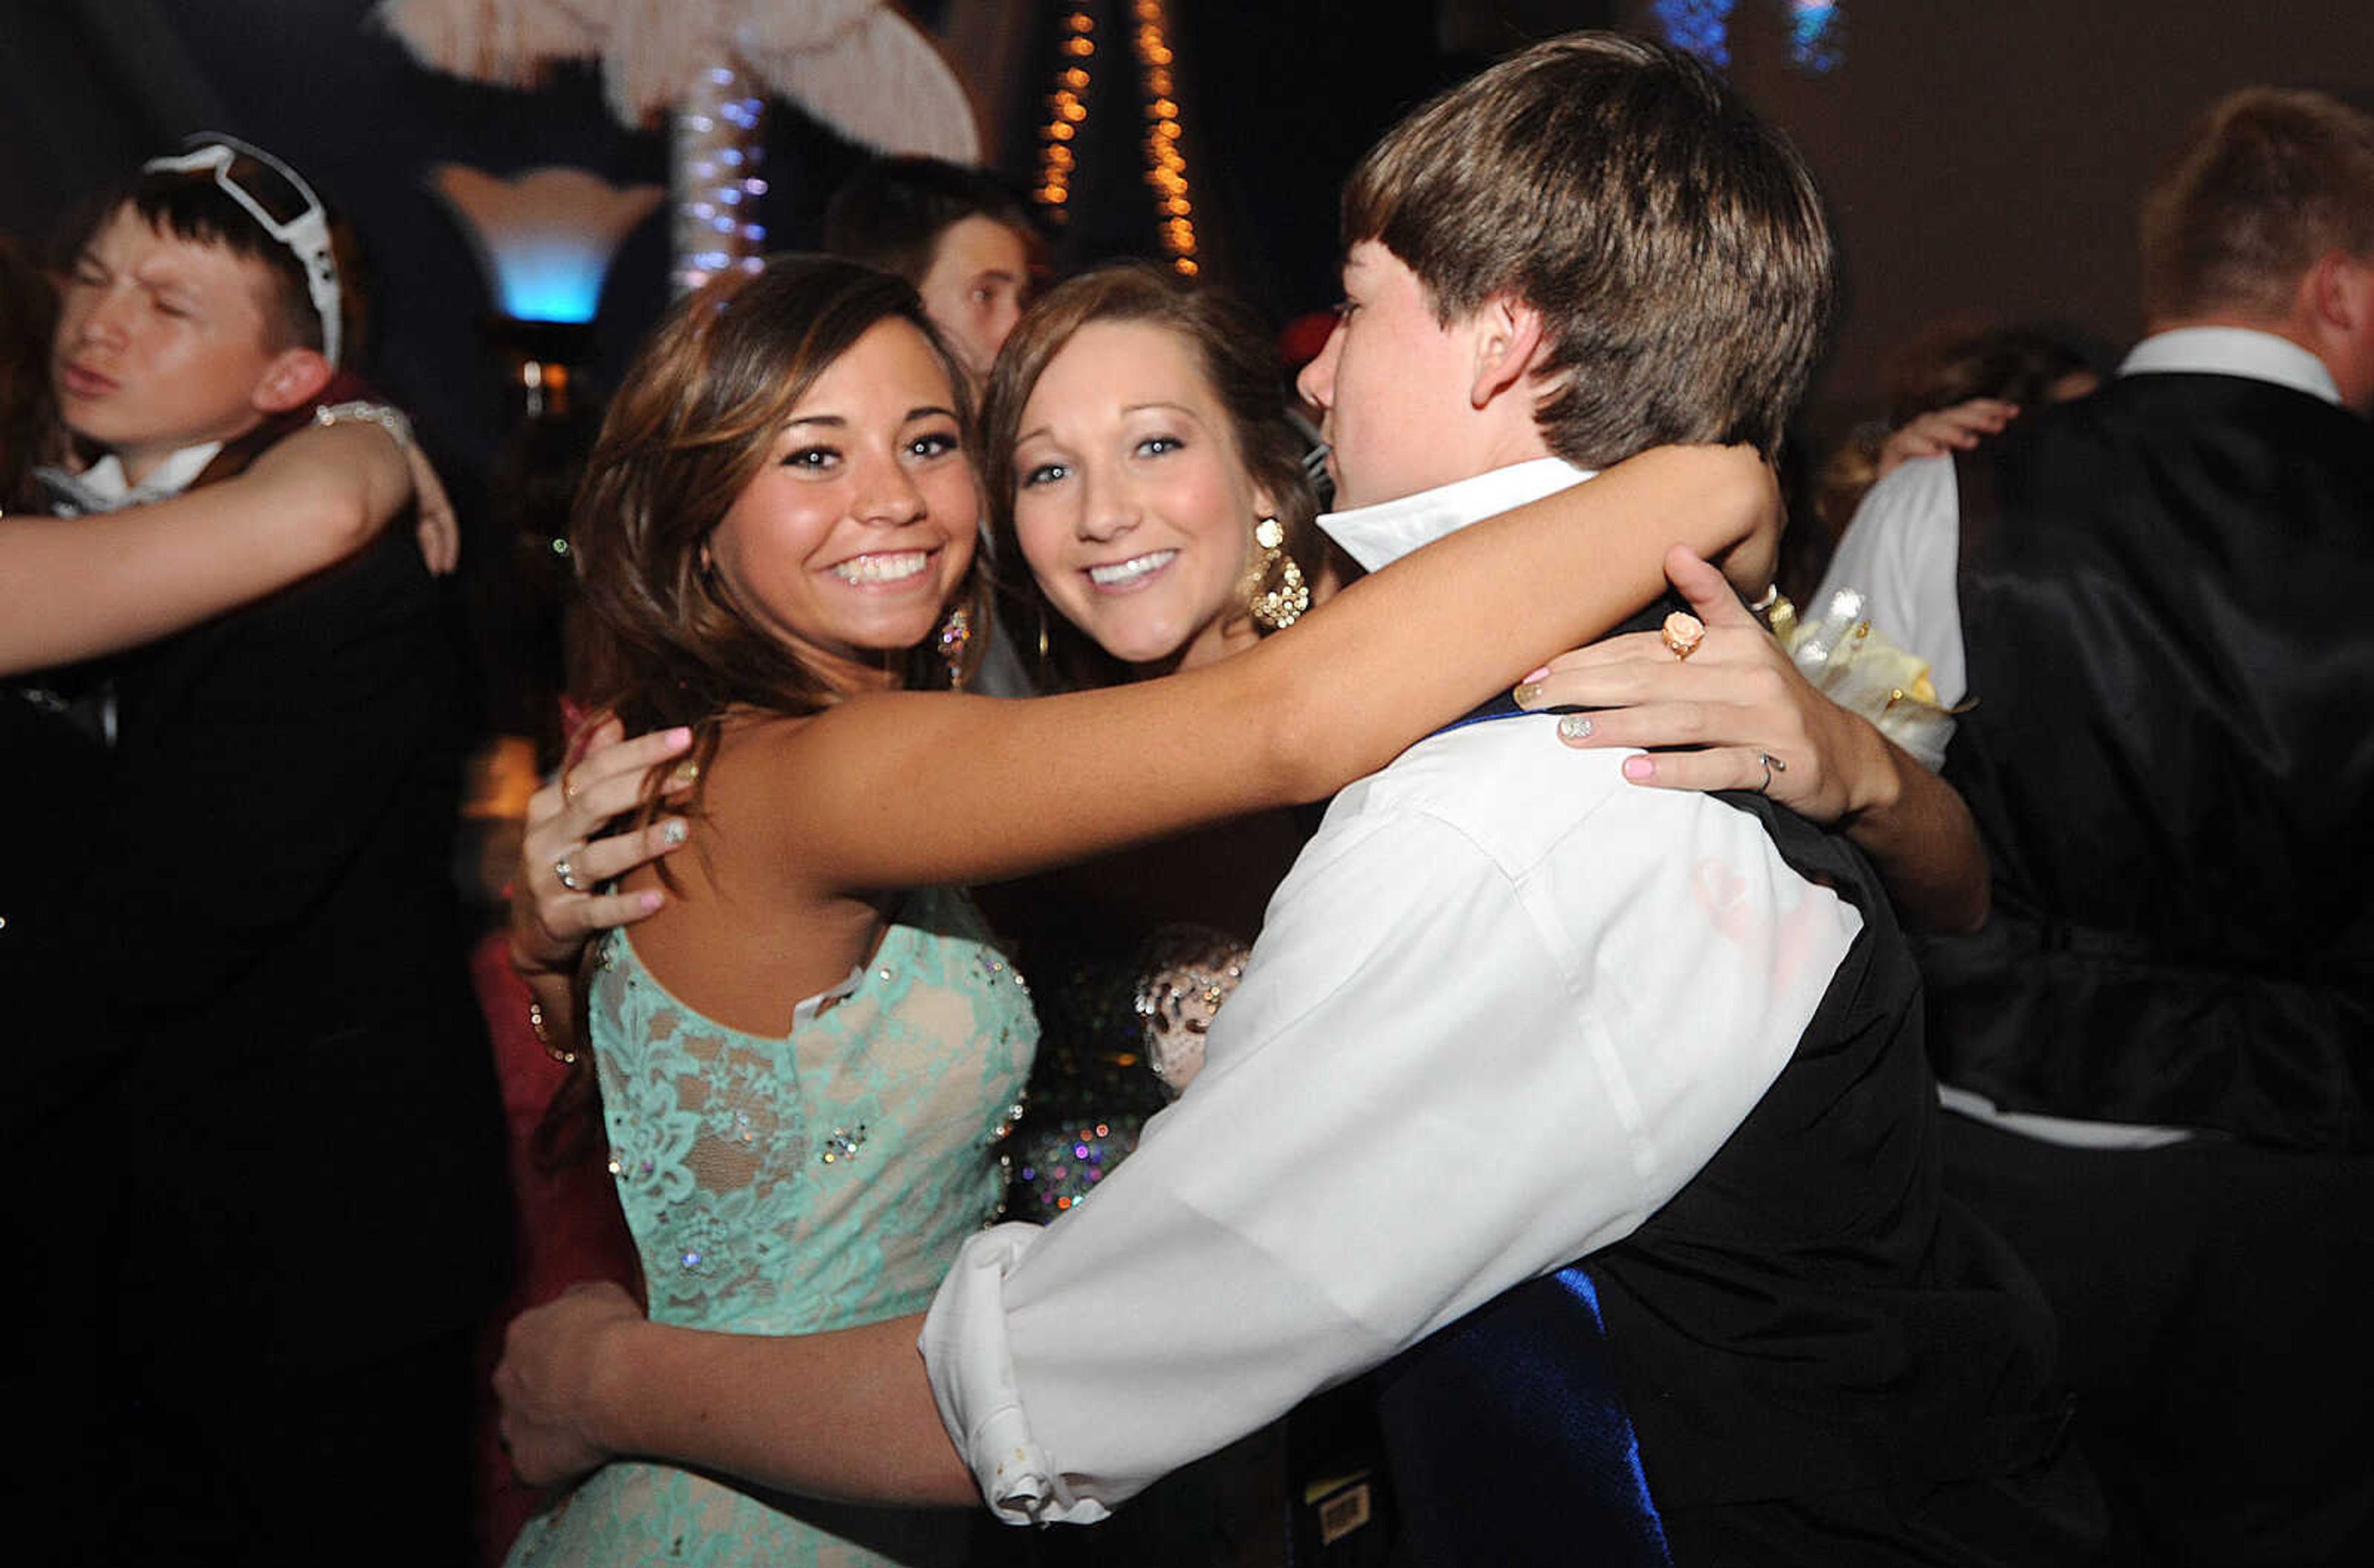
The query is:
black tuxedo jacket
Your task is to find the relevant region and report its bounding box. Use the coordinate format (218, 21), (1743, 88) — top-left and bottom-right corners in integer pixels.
(17, 428), (508, 1381)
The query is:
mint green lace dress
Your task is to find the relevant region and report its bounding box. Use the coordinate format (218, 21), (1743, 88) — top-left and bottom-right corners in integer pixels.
(506, 886), (1036, 1567)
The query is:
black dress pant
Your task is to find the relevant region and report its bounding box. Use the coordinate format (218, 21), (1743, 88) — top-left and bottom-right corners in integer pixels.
(1941, 1112), (2374, 1568)
(96, 1324), (480, 1568)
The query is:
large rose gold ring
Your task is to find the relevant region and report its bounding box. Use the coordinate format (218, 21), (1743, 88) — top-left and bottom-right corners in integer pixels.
(1661, 611), (1706, 661)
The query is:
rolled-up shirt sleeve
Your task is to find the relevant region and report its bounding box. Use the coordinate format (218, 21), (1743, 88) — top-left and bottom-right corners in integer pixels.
(922, 741), (1858, 1525)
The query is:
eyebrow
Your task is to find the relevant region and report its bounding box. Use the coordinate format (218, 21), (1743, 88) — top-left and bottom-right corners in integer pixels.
(785, 405), (958, 430)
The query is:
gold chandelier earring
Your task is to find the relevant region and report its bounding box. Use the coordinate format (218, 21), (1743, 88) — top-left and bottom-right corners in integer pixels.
(1245, 516), (1309, 631)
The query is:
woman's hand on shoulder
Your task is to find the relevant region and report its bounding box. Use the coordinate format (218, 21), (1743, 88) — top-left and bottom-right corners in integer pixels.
(510, 718), (696, 980)
(1874, 397), (2017, 478)
(1515, 542), (1887, 825)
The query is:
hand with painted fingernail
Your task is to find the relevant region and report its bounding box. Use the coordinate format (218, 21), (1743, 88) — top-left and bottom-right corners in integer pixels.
(1513, 543), (1991, 933)
(1510, 542), (1870, 824)
(511, 717), (699, 983)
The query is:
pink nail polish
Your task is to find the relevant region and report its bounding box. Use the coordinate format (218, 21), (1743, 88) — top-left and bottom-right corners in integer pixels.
(665, 726), (693, 748)
(639, 891), (664, 913)
(1623, 755), (1655, 781)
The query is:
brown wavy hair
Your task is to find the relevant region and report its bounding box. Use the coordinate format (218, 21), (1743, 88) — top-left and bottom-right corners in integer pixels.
(979, 261), (1321, 690)
(568, 253), (988, 817)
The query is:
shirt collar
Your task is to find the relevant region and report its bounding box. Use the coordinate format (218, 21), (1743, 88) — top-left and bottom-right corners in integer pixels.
(64, 441), (226, 510)
(2121, 327), (2342, 407)
(1317, 456), (1593, 573)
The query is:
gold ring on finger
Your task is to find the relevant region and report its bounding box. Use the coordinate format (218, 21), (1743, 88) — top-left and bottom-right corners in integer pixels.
(1661, 611), (1706, 660)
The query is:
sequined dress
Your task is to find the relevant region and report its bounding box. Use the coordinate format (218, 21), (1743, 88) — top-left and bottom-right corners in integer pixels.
(506, 886), (1036, 1568)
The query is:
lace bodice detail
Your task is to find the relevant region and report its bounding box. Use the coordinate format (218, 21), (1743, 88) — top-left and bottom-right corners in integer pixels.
(591, 886), (1035, 1335)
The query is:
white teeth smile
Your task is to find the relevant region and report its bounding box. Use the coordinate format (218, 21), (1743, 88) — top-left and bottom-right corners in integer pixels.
(832, 551), (929, 585)
(1087, 550), (1176, 588)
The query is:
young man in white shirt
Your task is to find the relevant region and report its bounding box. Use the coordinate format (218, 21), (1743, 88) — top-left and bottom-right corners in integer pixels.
(498, 33), (2097, 1564)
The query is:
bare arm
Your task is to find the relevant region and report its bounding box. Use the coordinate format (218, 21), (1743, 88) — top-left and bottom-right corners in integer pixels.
(1517, 543), (1988, 933)
(1874, 398), (2017, 480)
(0, 417), (446, 676)
(497, 1283), (966, 1504)
(751, 446), (1779, 895)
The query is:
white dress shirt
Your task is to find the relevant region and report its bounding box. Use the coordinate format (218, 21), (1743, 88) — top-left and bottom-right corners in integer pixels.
(922, 460), (1861, 1525)
(1818, 327), (2345, 1150)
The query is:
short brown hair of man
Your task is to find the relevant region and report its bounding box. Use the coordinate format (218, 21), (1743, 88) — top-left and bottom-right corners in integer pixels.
(1342, 30), (1834, 467)
(822, 155), (1044, 286)
(2140, 87), (2374, 323)
(979, 261), (1321, 689)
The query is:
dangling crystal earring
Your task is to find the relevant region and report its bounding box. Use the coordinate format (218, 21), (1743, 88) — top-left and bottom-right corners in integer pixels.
(937, 606), (972, 691)
(1246, 516), (1309, 631)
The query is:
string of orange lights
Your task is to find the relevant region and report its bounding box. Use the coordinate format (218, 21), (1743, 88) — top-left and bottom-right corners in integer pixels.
(1035, 3), (1199, 276)
(1037, 10), (1094, 222)
(1132, 0), (1198, 275)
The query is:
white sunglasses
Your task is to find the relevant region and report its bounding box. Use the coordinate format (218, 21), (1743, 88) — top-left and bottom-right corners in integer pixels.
(143, 134), (342, 368)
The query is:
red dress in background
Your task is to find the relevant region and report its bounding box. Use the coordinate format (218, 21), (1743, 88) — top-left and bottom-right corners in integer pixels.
(467, 930), (641, 1567)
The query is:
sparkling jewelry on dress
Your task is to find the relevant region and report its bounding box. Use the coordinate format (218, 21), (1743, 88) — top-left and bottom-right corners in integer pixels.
(1134, 925), (1251, 1096)
(820, 1125), (869, 1164)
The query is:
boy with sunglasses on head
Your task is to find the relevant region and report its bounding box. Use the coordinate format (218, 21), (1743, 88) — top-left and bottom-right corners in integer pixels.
(5, 137), (507, 1567)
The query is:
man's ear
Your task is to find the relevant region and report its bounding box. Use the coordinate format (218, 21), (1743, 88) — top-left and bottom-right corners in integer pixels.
(1466, 294), (1549, 411)
(251, 347), (334, 416)
(2297, 250), (2374, 412)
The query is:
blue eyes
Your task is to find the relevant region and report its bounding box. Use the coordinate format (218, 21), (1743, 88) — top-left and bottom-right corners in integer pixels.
(1021, 436), (1181, 486)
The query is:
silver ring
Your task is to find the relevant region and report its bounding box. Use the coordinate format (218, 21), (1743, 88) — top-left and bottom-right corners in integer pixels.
(1755, 752), (1785, 794)
(554, 855), (584, 892)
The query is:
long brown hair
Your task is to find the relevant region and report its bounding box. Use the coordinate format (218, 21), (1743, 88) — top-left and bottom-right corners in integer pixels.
(979, 261), (1320, 690)
(568, 253), (988, 816)
(540, 256), (985, 1170)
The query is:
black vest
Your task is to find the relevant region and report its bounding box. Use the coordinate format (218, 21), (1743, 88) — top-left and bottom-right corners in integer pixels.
(1377, 606), (2072, 1564)
(1922, 372), (2374, 1151)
